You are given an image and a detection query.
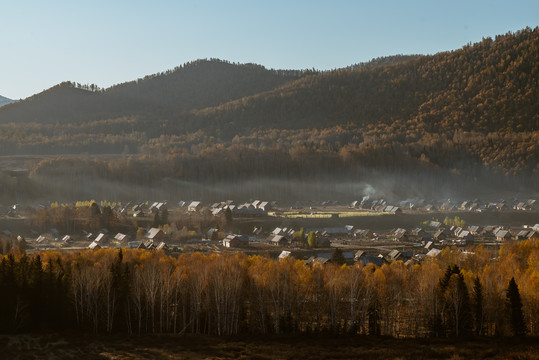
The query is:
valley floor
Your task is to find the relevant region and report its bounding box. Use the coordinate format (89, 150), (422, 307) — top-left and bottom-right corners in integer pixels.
(1, 333), (538, 360)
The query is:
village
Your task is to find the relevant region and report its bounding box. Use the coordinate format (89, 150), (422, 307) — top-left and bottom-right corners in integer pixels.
(0, 196), (537, 266)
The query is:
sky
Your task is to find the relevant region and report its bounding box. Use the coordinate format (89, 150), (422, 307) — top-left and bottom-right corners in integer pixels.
(1, 0), (538, 99)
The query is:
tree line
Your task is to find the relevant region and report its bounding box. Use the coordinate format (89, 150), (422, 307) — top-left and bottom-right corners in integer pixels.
(0, 239), (536, 337)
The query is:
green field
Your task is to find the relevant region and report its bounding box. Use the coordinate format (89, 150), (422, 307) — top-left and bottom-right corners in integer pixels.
(271, 210), (388, 219)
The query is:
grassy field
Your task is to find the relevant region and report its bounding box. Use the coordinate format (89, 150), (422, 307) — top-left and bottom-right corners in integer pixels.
(271, 210), (387, 219)
(1, 334), (538, 360)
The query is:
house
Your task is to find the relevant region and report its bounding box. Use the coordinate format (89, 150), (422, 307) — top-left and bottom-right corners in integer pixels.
(440, 200), (455, 211)
(424, 241), (434, 250)
(405, 259), (416, 266)
(146, 228), (165, 242)
(207, 228), (219, 240)
(354, 229), (374, 239)
(426, 248), (442, 257)
(355, 253), (384, 266)
(457, 230), (473, 242)
(429, 221), (442, 229)
(36, 235), (49, 244)
(384, 206), (402, 214)
(322, 227), (351, 236)
(410, 228), (432, 241)
(258, 201), (272, 212)
(310, 253), (332, 265)
(89, 241), (101, 250)
(392, 228), (409, 241)
(155, 242), (169, 251)
(188, 201), (202, 212)
(114, 233), (128, 242)
(94, 233), (109, 244)
(223, 234), (245, 248)
(128, 241), (142, 248)
(342, 251), (355, 265)
(515, 230), (531, 241)
(388, 249), (403, 261)
(495, 229), (511, 242)
(312, 256), (330, 265)
(268, 235), (288, 247)
(278, 251), (291, 260)
(354, 250), (366, 260)
(468, 225), (482, 235)
(144, 239), (156, 250)
(496, 202), (508, 211)
(433, 229), (446, 241)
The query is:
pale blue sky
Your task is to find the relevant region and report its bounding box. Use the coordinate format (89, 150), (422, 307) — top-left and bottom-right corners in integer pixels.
(1, 0), (537, 99)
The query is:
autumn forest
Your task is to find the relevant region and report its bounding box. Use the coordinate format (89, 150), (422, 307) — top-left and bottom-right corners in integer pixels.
(0, 239), (537, 338)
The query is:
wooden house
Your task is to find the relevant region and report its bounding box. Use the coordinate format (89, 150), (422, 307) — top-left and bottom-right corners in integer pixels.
(145, 228), (165, 242)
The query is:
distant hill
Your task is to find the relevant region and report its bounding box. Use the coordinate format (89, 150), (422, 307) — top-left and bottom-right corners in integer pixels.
(0, 95), (13, 108)
(0, 59), (312, 124)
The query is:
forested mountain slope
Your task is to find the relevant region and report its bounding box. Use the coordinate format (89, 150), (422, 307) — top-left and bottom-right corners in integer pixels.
(0, 59), (311, 124)
(185, 28), (538, 135)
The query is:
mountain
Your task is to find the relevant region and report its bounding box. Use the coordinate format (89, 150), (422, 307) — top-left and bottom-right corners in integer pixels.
(0, 59), (312, 124)
(184, 28), (538, 136)
(0, 27), (537, 181)
(0, 95), (14, 108)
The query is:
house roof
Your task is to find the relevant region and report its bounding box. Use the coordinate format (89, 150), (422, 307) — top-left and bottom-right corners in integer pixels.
(114, 233), (127, 241)
(278, 251), (291, 259)
(426, 248), (442, 257)
(156, 242), (168, 250)
(357, 255), (384, 266)
(95, 233), (107, 243)
(270, 235), (287, 244)
(146, 228), (163, 239)
(355, 250), (365, 258)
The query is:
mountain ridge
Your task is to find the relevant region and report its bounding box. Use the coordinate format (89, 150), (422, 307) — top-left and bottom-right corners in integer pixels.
(0, 95), (14, 108)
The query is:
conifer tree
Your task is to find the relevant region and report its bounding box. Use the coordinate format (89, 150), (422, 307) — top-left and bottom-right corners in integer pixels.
(152, 212), (161, 228)
(506, 277), (527, 336)
(331, 248), (345, 265)
(472, 276), (484, 336)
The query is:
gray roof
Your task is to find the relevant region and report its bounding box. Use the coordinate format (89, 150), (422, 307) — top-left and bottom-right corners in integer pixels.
(146, 228), (163, 239)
